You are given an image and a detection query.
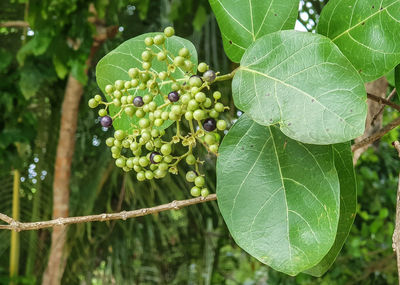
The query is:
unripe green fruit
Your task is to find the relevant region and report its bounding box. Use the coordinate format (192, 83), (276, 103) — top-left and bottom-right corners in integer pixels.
(113, 98), (121, 106)
(217, 120), (227, 130)
(133, 157), (140, 165)
(173, 56), (185, 66)
(186, 154), (196, 165)
(157, 51), (167, 61)
(188, 100), (199, 111)
(161, 111), (169, 120)
(126, 158), (135, 168)
(124, 81), (132, 89)
(179, 47), (190, 57)
(139, 157), (149, 167)
(114, 130), (126, 140)
(193, 109), (205, 121)
(190, 186), (201, 197)
(154, 169), (167, 178)
(139, 83), (146, 90)
(88, 99), (98, 108)
(184, 111), (193, 120)
(154, 34), (165, 45)
(154, 138), (162, 148)
(112, 153), (120, 159)
(94, 94), (102, 102)
(158, 71), (167, 80)
(186, 171), (197, 182)
(151, 129), (159, 137)
(99, 109), (107, 117)
(114, 140), (122, 147)
(137, 171), (146, 181)
(214, 102), (224, 112)
(127, 95), (133, 103)
(181, 94), (191, 104)
(145, 170), (154, 180)
(134, 165), (142, 172)
(122, 140), (131, 148)
(131, 79), (139, 87)
(171, 105), (182, 115)
(154, 119), (164, 127)
(130, 142), (139, 151)
(153, 155), (162, 163)
(144, 37), (154, 46)
(136, 109), (145, 118)
(213, 91), (222, 100)
(203, 98), (212, 108)
(145, 142), (154, 151)
(128, 68), (139, 78)
(184, 60), (193, 71)
(209, 144), (219, 153)
(143, 94), (153, 104)
(115, 157), (126, 168)
(169, 112), (179, 121)
(106, 137), (115, 147)
(133, 148), (142, 156)
(105, 84), (114, 93)
(159, 162), (168, 171)
(209, 109), (219, 119)
(204, 133), (216, 145)
(121, 96), (127, 105)
(164, 26), (175, 37)
(195, 92), (206, 103)
(148, 101), (157, 111)
(141, 50), (152, 61)
(161, 143), (172, 155)
(194, 176), (205, 187)
(171, 82), (180, 91)
(113, 90), (122, 98)
(142, 62), (151, 70)
(190, 87), (199, 94)
(154, 110), (162, 118)
(164, 155), (173, 163)
(198, 62), (208, 73)
(201, 188), (209, 197)
(115, 80), (124, 90)
(189, 76), (202, 87)
(139, 118), (150, 128)
(141, 132), (151, 142)
(143, 104), (150, 113)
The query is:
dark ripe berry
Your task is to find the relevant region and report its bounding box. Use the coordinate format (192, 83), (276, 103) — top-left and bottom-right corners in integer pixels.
(203, 118), (216, 132)
(133, 96), (144, 107)
(168, 91), (180, 102)
(150, 152), (160, 164)
(203, 70), (216, 82)
(100, 116), (113, 127)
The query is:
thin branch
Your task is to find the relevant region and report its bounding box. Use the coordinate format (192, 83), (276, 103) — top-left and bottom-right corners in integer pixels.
(0, 194), (217, 231)
(392, 141), (400, 282)
(367, 92), (400, 113)
(0, 21), (29, 28)
(351, 116), (400, 152)
(371, 88), (397, 126)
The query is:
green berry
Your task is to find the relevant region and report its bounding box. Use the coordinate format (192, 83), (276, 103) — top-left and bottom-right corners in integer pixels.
(194, 176), (205, 187)
(161, 111), (169, 120)
(169, 112), (179, 121)
(142, 62), (151, 70)
(186, 154), (196, 165)
(159, 162), (168, 171)
(213, 91), (222, 100)
(214, 102), (224, 112)
(197, 62), (208, 73)
(141, 132), (151, 142)
(154, 34), (165, 45)
(160, 143), (172, 155)
(114, 140), (122, 147)
(139, 157), (149, 167)
(130, 142), (139, 151)
(148, 101), (157, 111)
(184, 60), (193, 71)
(190, 186), (201, 197)
(209, 144), (219, 153)
(184, 111), (193, 120)
(217, 120), (227, 130)
(179, 47), (190, 58)
(143, 94), (153, 104)
(173, 56), (185, 66)
(131, 79), (139, 87)
(181, 94), (191, 104)
(201, 188), (209, 197)
(145, 170), (154, 180)
(186, 171), (197, 182)
(113, 90), (122, 98)
(115, 157), (126, 168)
(124, 81), (132, 89)
(144, 37), (154, 46)
(115, 80), (124, 90)
(105, 85), (114, 93)
(194, 92), (206, 103)
(139, 118), (150, 128)
(204, 98), (212, 108)
(141, 50), (152, 61)
(154, 118), (164, 127)
(204, 133), (216, 145)
(114, 130), (126, 140)
(94, 94), (102, 102)
(171, 82), (181, 91)
(111, 146), (120, 154)
(187, 100), (199, 111)
(171, 105), (182, 115)
(126, 158), (134, 168)
(139, 83), (146, 90)
(88, 99), (98, 108)
(121, 96), (127, 105)
(209, 109), (219, 119)
(189, 76), (203, 87)
(136, 109), (145, 118)
(157, 51), (167, 61)
(128, 68), (139, 78)
(193, 109), (205, 121)
(137, 171), (146, 181)
(164, 26), (175, 37)
(159, 71), (168, 80)
(106, 137), (115, 147)
(98, 109), (107, 117)
(164, 155), (173, 163)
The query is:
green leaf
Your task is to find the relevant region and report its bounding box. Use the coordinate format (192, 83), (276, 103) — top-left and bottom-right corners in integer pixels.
(216, 114), (340, 276)
(0, 48), (12, 72)
(304, 142), (357, 276)
(19, 63), (45, 99)
(233, 30), (367, 145)
(96, 33), (197, 132)
(395, 65), (400, 100)
(209, 0), (299, 62)
(317, 0), (400, 82)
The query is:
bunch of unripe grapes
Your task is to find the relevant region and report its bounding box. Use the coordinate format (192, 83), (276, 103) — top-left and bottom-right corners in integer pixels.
(88, 27), (228, 197)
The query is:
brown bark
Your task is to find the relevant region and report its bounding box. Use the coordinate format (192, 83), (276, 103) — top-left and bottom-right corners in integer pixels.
(353, 77), (388, 165)
(0, 20), (29, 28)
(41, 74), (84, 285)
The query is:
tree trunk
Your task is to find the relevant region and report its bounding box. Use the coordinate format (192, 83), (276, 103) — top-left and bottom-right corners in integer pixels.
(41, 74), (83, 285)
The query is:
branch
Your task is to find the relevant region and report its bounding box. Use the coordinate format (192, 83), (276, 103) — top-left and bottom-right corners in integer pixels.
(0, 21), (29, 28)
(367, 92), (400, 113)
(371, 88), (397, 126)
(351, 116), (400, 152)
(0, 194), (217, 231)
(392, 141), (400, 282)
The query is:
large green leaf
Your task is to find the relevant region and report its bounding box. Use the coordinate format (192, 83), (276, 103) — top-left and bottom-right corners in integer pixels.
(209, 0), (299, 63)
(216, 114), (340, 276)
(304, 142), (357, 276)
(233, 30), (367, 145)
(317, 0), (400, 82)
(96, 33), (197, 132)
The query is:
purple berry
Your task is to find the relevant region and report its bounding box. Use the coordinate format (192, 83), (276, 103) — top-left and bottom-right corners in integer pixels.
(203, 70), (216, 82)
(133, 96), (144, 107)
(100, 116), (112, 127)
(203, 118), (216, 132)
(168, 91), (180, 102)
(150, 152), (160, 164)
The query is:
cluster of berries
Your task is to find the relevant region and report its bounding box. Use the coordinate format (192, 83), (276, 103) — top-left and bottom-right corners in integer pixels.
(88, 27), (228, 197)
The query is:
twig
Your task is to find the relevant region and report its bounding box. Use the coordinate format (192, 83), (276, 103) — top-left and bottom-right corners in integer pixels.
(351, 116), (400, 152)
(392, 141), (400, 283)
(367, 92), (400, 113)
(0, 21), (29, 28)
(0, 194), (217, 231)
(371, 89), (397, 126)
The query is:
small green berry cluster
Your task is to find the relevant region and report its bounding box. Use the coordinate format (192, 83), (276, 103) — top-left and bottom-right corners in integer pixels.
(88, 27), (229, 197)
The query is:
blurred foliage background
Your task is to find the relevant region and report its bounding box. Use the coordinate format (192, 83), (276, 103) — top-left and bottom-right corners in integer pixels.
(0, 0), (399, 284)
